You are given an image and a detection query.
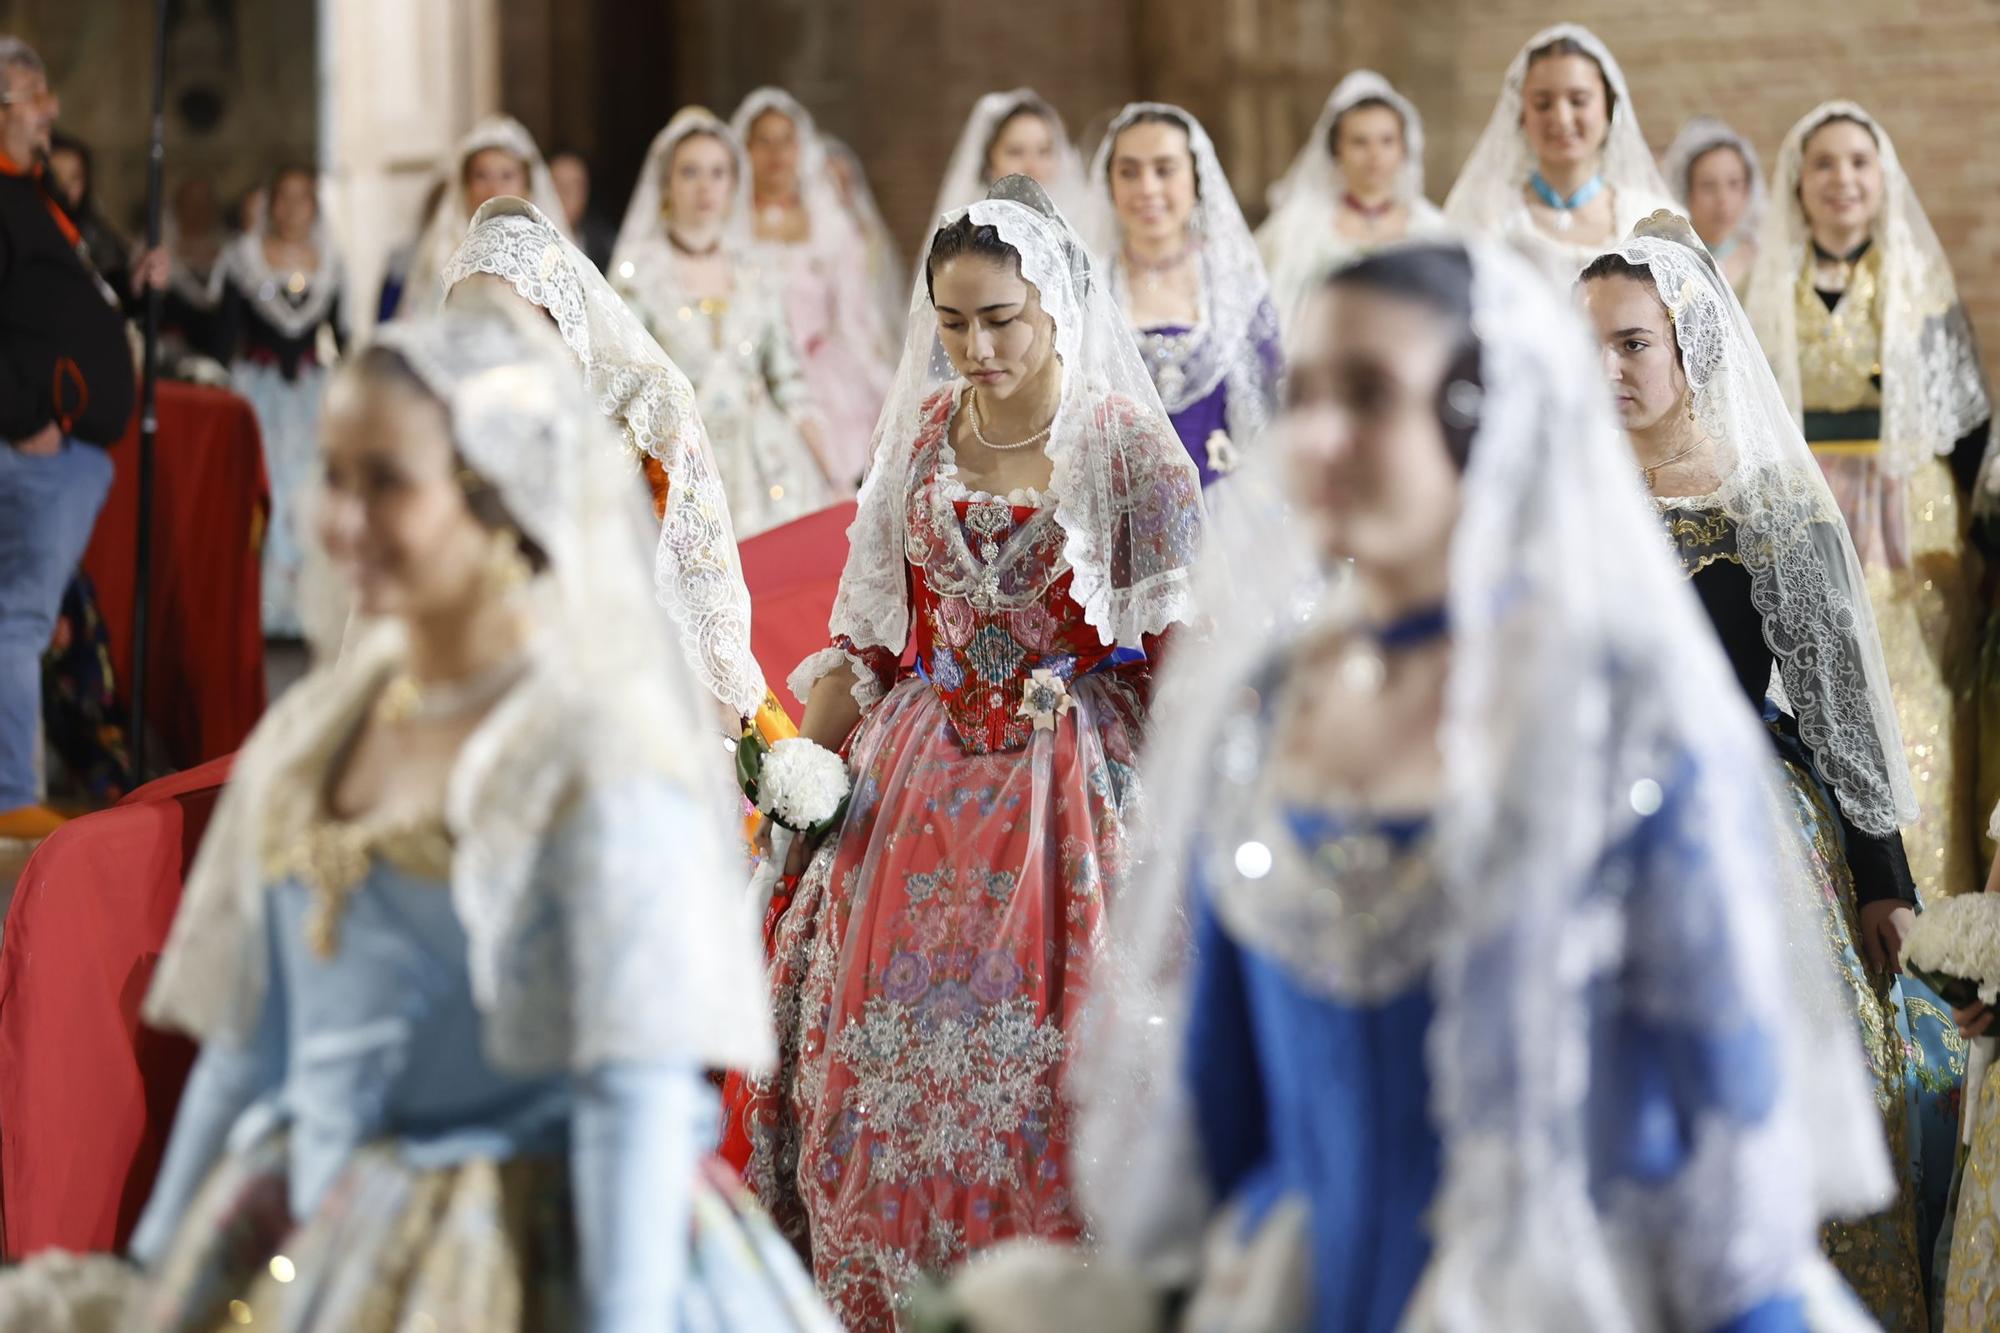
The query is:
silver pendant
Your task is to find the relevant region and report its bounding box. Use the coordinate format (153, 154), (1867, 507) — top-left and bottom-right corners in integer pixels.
(1337, 643), (1387, 695)
(1553, 210), (1573, 234)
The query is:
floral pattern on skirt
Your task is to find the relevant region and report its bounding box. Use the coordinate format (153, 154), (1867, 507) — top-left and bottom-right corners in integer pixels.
(742, 672), (1146, 1330)
(142, 1134), (832, 1332)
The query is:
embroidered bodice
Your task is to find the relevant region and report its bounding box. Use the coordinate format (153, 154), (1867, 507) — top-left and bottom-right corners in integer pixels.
(839, 390), (1156, 755)
(1796, 246), (1883, 416)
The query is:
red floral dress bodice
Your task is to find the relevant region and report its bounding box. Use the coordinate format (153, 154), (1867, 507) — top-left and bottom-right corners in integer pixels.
(835, 391), (1152, 755)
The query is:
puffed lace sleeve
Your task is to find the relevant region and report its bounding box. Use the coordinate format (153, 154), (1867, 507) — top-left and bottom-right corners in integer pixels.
(487, 776), (774, 1077)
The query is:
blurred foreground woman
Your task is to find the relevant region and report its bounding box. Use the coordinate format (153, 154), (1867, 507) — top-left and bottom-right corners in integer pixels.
(1023, 239), (1895, 1333)
(121, 312), (831, 1331)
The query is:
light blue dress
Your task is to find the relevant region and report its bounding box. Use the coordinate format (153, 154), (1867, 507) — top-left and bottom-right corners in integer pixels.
(131, 783), (832, 1333)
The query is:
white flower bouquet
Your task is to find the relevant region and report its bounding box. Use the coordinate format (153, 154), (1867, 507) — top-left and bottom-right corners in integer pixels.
(1901, 891), (2000, 1145)
(737, 733), (851, 838)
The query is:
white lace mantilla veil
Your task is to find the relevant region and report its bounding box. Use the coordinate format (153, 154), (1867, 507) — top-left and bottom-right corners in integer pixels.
(441, 197), (765, 720)
(1442, 25), (1674, 273)
(612, 108), (754, 272)
(1746, 101), (1995, 495)
(1080, 102), (1281, 454)
(142, 310), (775, 1077)
(822, 133), (910, 347)
(801, 175), (1203, 690)
(396, 115), (571, 321)
(1072, 238), (1890, 1330)
(1254, 72), (1448, 319)
(928, 89), (1089, 234)
(1616, 217), (1916, 836)
(1658, 116), (1768, 256)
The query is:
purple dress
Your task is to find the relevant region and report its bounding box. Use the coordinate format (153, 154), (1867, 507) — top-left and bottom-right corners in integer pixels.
(1134, 315), (1283, 487)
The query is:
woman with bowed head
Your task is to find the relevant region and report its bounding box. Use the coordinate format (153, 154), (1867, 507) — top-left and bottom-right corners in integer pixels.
(928, 89), (1089, 228)
(441, 196), (793, 743)
(391, 114), (570, 320)
(1582, 216), (1963, 1329)
(1443, 23), (1674, 286)
(122, 310), (833, 1331)
(1051, 238), (1888, 1333)
(612, 108), (837, 538)
(1255, 71), (1446, 335)
(1746, 104), (1995, 919)
(1660, 116), (1766, 294)
(730, 88), (896, 488)
(217, 164), (345, 639)
(1084, 102), (1282, 488)
(737, 175), (1202, 1328)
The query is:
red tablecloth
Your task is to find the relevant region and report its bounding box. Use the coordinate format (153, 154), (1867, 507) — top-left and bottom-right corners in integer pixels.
(83, 381), (268, 770)
(740, 500), (856, 719)
(0, 757), (229, 1258)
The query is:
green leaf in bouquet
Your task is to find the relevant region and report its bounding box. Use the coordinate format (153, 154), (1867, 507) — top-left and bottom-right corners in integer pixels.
(1908, 965), (1984, 1012)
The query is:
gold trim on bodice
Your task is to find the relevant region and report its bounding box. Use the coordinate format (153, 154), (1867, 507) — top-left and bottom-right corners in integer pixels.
(1797, 245), (1884, 415)
(1660, 505), (1743, 579)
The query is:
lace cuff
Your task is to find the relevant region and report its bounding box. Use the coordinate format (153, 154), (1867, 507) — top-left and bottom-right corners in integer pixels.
(789, 644), (890, 711)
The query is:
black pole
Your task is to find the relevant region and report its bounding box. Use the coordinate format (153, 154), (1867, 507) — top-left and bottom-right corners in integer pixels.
(130, 0), (169, 780)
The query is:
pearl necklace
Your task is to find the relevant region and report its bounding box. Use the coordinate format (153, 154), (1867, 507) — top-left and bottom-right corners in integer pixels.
(967, 389), (1053, 452)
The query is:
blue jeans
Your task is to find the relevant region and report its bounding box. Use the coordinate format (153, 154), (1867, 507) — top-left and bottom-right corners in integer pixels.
(0, 439), (114, 808)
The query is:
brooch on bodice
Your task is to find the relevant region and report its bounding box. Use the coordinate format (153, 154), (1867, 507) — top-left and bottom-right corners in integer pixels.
(1017, 668), (1075, 732)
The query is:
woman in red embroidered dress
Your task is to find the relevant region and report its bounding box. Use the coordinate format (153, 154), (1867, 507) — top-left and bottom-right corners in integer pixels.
(737, 176), (1202, 1328)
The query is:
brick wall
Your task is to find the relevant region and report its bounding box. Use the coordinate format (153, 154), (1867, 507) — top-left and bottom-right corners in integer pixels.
(1179, 0), (2000, 385)
(667, 0), (1141, 269)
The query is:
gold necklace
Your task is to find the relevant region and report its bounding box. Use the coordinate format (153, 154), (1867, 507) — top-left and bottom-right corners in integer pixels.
(1640, 436), (1706, 492)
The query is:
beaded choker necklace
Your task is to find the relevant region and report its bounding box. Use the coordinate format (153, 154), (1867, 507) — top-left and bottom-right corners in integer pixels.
(1335, 602), (1450, 694)
(1342, 192), (1397, 221)
(1529, 172), (1606, 232)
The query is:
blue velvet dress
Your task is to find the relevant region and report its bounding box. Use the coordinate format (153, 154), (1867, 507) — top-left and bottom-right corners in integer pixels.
(1183, 804), (1812, 1333)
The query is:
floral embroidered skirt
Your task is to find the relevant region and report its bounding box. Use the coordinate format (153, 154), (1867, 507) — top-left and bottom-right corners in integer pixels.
(742, 673), (1145, 1330)
(140, 1134), (832, 1332)
(1782, 757), (1966, 1331)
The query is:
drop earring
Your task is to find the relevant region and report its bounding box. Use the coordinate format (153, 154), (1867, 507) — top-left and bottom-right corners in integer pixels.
(482, 528), (531, 599)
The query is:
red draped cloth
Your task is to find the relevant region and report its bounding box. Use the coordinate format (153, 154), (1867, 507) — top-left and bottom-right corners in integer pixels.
(740, 498), (856, 720)
(0, 758), (229, 1257)
(83, 382), (268, 769)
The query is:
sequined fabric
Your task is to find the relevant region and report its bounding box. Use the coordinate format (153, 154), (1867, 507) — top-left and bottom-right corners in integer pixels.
(1944, 1068), (2000, 1331)
(1800, 250), (1981, 903)
(1664, 510), (1965, 1329)
(1797, 246), (1884, 416)
(1781, 760), (1935, 1329)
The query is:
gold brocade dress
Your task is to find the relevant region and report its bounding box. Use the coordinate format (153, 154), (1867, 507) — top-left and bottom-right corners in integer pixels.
(1798, 247), (1982, 906)
(1666, 504), (1964, 1330)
